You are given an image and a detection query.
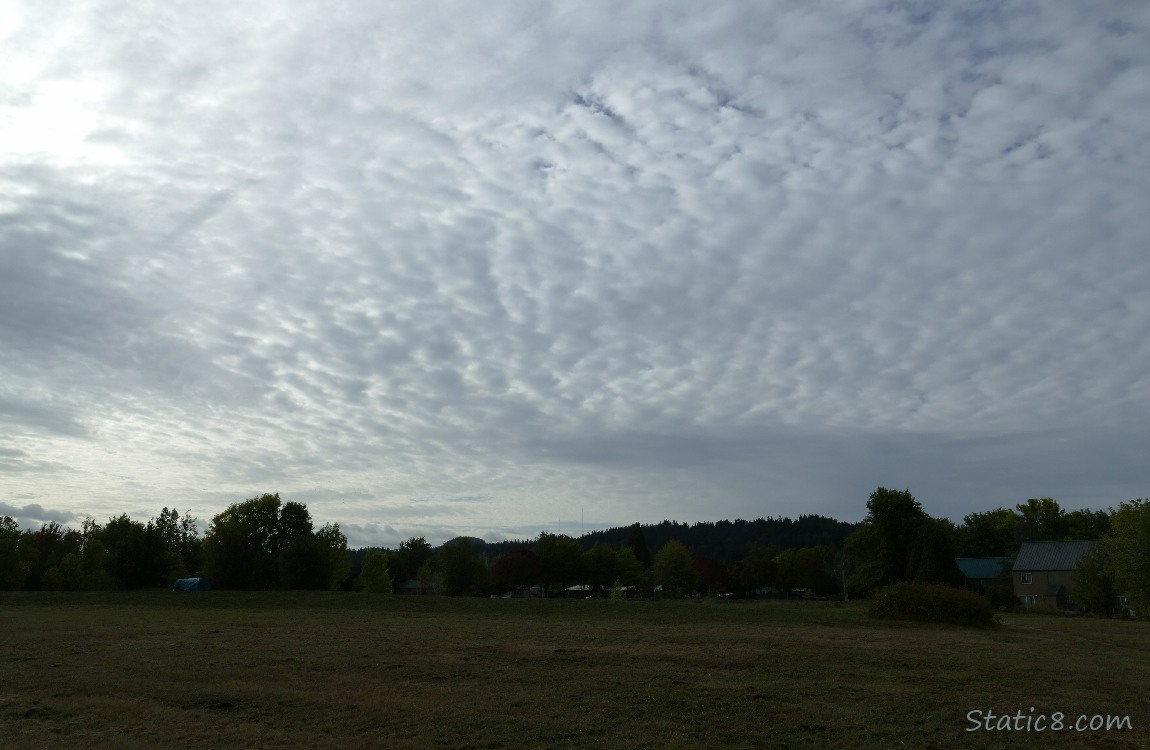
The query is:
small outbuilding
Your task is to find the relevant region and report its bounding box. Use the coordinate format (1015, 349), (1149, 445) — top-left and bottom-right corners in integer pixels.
(955, 557), (1014, 591)
(172, 577), (214, 591)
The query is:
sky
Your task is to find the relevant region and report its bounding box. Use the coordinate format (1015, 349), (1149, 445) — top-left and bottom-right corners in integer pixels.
(2, 1), (1149, 547)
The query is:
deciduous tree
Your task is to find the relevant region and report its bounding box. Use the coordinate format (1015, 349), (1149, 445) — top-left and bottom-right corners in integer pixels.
(1104, 499), (1150, 613)
(359, 549), (394, 594)
(653, 539), (696, 597)
(1073, 544), (1116, 616)
(439, 538), (487, 596)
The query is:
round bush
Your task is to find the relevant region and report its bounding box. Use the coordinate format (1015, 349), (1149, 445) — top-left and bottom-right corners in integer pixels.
(868, 582), (1000, 628)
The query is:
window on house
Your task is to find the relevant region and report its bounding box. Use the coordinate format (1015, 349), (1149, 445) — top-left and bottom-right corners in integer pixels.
(1020, 573), (1033, 584)
(1020, 595), (1035, 609)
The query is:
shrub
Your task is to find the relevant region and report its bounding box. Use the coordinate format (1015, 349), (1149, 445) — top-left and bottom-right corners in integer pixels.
(869, 582), (999, 628)
(985, 585), (1019, 611)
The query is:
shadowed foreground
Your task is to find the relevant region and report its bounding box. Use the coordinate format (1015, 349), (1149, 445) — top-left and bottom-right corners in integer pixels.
(1, 592), (1146, 749)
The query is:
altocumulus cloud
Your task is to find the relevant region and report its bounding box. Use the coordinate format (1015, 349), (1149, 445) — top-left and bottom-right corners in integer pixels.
(1, 1), (1149, 545)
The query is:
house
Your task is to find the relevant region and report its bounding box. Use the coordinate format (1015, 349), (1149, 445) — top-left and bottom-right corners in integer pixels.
(955, 557), (1014, 592)
(1012, 541), (1097, 611)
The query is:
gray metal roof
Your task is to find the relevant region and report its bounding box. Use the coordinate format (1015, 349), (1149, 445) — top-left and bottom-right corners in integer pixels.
(955, 557), (1014, 580)
(1013, 540), (1098, 572)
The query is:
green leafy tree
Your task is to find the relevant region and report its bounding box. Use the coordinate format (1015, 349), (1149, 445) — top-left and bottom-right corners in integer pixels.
(203, 493), (336, 590)
(609, 577), (626, 599)
(415, 557), (442, 594)
(1073, 544), (1116, 616)
(533, 532), (584, 593)
(1104, 499), (1150, 613)
(278, 535), (331, 590)
(1065, 508), (1111, 540)
(393, 536), (433, 586)
(866, 487), (928, 585)
(583, 542), (618, 594)
(490, 549), (541, 592)
(316, 523), (351, 590)
(101, 515), (169, 589)
(203, 493), (284, 589)
(1015, 498), (1068, 542)
(151, 507), (203, 578)
(627, 523), (653, 571)
(653, 539), (696, 597)
(0, 516), (28, 590)
(21, 521), (83, 590)
(793, 546), (836, 593)
(956, 508), (1019, 557)
(773, 548), (800, 592)
(613, 547), (645, 590)
(846, 487), (960, 596)
(359, 549), (394, 594)
(905, 518), (964, 587)
(732, 543), (779, 593)
(692, 555), (729, 595)
(439, 538), (487, 596)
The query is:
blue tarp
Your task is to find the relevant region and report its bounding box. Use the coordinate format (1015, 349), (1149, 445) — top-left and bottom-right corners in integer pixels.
(172, 577), (213, 591)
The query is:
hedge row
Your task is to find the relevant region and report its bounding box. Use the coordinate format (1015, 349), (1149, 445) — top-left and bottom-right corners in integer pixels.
(868, 581), (1000, 628)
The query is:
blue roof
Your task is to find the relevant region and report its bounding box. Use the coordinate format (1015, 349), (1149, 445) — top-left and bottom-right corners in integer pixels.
(955, 557), (1013, 580)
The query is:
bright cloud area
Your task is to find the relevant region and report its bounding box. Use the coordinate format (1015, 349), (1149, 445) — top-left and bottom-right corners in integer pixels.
(2, 2), (1149, 545)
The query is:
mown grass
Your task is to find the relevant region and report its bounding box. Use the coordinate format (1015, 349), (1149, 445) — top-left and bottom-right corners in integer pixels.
(1, 592), (1147, 749)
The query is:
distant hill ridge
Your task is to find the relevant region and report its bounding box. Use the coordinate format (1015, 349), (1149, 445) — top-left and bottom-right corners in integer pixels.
(437, 515), (859, 563)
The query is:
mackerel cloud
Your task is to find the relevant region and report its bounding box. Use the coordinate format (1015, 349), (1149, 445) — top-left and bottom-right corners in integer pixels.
(2, 2), (1148, 544)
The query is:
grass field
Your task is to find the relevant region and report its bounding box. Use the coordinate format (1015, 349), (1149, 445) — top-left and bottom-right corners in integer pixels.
(1, 592), (1147, 749)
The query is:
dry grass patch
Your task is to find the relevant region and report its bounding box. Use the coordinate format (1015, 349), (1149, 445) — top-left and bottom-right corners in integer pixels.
(1, 592), (1147, 748)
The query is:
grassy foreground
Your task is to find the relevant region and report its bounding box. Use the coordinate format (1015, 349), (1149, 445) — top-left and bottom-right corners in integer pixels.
(1, 592), (1147, 749)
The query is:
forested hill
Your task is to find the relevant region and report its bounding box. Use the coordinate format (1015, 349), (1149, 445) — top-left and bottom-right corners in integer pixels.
(481, 515), (859, 563)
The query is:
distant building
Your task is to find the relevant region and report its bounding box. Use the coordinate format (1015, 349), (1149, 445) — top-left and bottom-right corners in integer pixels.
(955, 557), (1014, 592)
(1012, 541), (1097, 611)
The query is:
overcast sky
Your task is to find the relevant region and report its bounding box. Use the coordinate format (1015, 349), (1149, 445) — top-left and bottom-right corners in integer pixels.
(2, 2), (1148, 547)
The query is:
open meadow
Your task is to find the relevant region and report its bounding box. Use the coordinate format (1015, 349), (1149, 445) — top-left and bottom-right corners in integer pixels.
(1, 592), (1146, 749)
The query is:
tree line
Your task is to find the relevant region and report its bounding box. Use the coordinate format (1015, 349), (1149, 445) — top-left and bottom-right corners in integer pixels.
(3, 489), (1148, 613)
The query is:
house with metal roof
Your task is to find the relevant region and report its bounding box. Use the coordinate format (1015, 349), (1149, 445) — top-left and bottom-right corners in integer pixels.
(1012, 540), (1097, 611)
(955, 557), (1013, 591)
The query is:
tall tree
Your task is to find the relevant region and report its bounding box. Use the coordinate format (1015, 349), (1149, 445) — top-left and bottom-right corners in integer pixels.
(316, 523), (351, 590)
(393, 536), (433, 586)
(1073, 544), (1116, 616)
(845, 487), (961, 595)
(533, 532), (584, 593)
(653, 540), (696, 597)
(100, 515), (169, 589)
(203, 493), (337, 590)
(1015, 498), (1068, 542)
(692, 555), (730, 594)
(627, 523), (653, 571)
(792, 546), (836, 593)
(0, 516), (27, 591)
(905, 519), (964, 587)
(1065, 508), (1111, 540)
(203, 493), (283, 589)
(613, 547), (645, 590)
(1104, 499), (1150, 613)
(956, 508), (1019, 557)
(359, 549), (393, 594)
(439, 538), (486, 596)
(731, 543), (779, 593)
(583, 542), (618, 594)
(491, 549), (541, 592)
(845, 487), (928, 594)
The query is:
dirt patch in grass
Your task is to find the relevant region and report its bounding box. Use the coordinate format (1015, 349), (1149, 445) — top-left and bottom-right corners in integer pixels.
(1, 592), (1147, 748)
